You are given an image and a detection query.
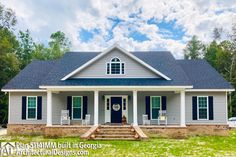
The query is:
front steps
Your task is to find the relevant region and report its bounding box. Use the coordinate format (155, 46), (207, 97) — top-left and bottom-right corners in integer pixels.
(93, 125), (137, 140)
(89, 125), (141, 140)
(81, 125), (148, 140)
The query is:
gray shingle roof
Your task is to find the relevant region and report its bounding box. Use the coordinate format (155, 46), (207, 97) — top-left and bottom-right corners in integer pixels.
(2, 60), (58, 89)
(177, 59), (233, 89)
(2, 51), (234, 89)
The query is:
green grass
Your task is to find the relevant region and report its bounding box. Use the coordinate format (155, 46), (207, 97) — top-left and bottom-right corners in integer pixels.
(1, 131), (236, 156)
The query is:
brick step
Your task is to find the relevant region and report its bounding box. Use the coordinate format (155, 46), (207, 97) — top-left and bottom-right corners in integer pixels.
(100, 126), (132, 129)
(97, 131), (135, 134)
(95, 134), (135, 138)
(94, 137), (137, 141)
(98, 128), (133, 131)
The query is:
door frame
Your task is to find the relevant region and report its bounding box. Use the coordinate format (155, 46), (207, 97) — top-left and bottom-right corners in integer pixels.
(104, 95), (128, 123)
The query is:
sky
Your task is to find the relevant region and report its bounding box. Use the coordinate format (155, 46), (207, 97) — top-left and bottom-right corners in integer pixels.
(2, 0), (236, 58)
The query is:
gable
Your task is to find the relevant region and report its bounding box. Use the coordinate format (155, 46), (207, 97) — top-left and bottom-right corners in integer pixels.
(71, 48), (160, 78)
(62, 45), (171, 80)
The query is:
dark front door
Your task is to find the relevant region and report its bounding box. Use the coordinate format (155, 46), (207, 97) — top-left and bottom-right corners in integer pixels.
(111, 97), (122, 123)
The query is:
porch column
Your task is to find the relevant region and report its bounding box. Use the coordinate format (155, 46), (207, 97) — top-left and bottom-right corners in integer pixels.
(133, 90), (138, 126)
(180, 90), (186, 127)
(94, 90), (99, 126)
(46, 90), (52, 126)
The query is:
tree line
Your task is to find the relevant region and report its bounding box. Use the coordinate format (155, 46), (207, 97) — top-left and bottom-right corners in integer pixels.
(0, 3), (236, 124)
(0, 4), (71, 124)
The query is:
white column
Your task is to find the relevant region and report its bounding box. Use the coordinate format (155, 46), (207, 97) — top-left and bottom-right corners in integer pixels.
(133, 90), (138, 126)
(180, 90), (186, 127)
(94, 90), (99, 126)
(47, 90), (52, 126)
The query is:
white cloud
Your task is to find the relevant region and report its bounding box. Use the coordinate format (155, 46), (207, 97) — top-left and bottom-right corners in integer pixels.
(1, 0), (236, 59)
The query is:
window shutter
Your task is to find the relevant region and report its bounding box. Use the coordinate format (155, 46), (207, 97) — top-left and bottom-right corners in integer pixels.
(67, 96), (72, 119)
(37, 96), (42, 120)
(83, 96), (88, 119)
(145, 96), (150, 120)
(22, 96), (27, 120)
(192, 96), (197, 120)
(161, 96), (167, 110)
(208, 96), (214, 120)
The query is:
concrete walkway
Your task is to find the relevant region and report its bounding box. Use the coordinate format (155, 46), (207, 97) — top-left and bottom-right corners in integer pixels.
(0, 128), (7, 136)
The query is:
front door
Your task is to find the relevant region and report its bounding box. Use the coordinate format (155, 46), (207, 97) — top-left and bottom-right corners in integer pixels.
(111, 97), (122, 123)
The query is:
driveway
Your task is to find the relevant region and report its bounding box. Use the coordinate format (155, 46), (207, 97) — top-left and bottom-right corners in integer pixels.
(0, 128), (7, 136)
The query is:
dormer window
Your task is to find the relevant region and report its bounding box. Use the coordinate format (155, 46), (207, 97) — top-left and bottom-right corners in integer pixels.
(107, 57), (125, 75)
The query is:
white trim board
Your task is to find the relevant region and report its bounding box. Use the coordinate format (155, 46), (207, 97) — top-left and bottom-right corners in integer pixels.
(61, 44), (171, 81)
(186, 89), (234, 92)
(39, 85), (193, 92)
(1, 89), (46, 92)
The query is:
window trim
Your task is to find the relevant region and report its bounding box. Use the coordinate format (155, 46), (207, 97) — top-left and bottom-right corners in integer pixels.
(26, 96), (37, 120)
(72, 96), (83, 120)
(106, 57), (125, 75)
(197, 96), (209, 120)
(150, 96), (162, 120)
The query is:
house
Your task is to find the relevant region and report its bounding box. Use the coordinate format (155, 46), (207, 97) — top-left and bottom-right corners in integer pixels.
(2, 44), (234, 139)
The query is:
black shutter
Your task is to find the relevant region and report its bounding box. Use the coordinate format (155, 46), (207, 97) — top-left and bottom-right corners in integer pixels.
(161, 96), (167, 110)
(145, 96), (150, 120)
(22, 96), (27, 120)
(208, 96), (214, 120)
(67, 96), (72, 119)
(83, 96), (88, 119)
(192, 96), (197, 120)
(37, 96), (42, 120)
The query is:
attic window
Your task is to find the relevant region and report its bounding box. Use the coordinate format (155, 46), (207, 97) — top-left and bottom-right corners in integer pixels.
(106, 57), (125, 75)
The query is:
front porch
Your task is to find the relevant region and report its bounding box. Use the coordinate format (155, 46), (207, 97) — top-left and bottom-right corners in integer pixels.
(45, 88), (186, 127)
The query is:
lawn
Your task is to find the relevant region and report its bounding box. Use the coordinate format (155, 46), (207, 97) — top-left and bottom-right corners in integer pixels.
(1, 131), (236, 157)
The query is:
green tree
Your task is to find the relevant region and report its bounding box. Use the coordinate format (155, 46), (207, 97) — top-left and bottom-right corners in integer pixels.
(0, 3), (20, 124)
(32, 31), (71, 60)
(17, 29), (34, 68)
(204, 26), (236, 117)
(184, 35), (205, 59)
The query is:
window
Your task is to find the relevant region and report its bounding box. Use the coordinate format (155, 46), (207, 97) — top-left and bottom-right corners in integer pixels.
(151, 96), (161, 120)
(198, 96), (208, 120)
(106, 98), (110, 110)
(106, 57), (125, 75)
(123, 98), (126, 110)
(27, 96), (37, 119)
(72, 96), (82, 119)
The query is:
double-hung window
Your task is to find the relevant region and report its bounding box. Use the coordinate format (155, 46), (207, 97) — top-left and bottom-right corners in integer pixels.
(72, 96), (82, 119)
(27, 96), (37, 119)
(151, 96), (161, 120)
(106, 57), (125, 75)
(198, 96), (208, 120)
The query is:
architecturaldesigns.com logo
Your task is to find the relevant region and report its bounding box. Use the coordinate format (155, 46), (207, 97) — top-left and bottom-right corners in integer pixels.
(0, 142), (16, 156)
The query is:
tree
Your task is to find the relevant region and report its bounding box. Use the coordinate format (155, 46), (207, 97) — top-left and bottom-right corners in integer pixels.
(184, 35), (205, 59)
(17, 29), (34, 68)
(32, 31), (71, 60)
(0, 4), (17, 29)
(212, 27), (223, 41)
(204, 25), (236, 117)
(0, 3), (20, 124)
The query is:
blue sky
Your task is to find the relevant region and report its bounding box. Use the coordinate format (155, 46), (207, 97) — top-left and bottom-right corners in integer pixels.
(2, 0), (236, 58)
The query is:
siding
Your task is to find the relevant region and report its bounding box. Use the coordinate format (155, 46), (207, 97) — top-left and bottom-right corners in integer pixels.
(9, 91), (227, 125)
(72, 49), (159, 78)
(9, 92), (47, 124)
(137, 91), (180, 125)
(185, 92), (227, 124)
